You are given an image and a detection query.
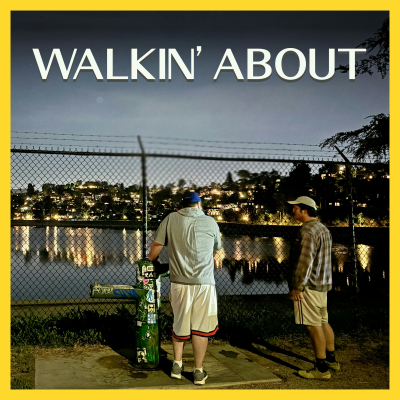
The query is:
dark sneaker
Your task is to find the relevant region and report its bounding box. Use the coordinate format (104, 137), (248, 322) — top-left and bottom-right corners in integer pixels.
(171, 362), (183, 379)
(326, 360), (341, 372)
(193, 369), (208, 385)
(298, 367), (331, 380)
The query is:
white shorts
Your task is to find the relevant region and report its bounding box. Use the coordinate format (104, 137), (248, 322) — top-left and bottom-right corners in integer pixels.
(169, 283), (219, 339)
(293, 286), (328, 326)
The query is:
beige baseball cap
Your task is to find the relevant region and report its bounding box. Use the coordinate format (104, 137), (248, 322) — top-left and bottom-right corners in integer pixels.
(287, 196), (317, 210)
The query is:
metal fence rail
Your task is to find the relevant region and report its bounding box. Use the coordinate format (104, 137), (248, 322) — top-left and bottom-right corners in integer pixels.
(11, 148), (389, 335)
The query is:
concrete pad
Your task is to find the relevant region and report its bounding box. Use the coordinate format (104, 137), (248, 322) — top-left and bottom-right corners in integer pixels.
(36, 343), (281, 389)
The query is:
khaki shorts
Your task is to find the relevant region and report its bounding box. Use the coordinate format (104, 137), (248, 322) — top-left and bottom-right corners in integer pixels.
(169, 283), (219, 339)
(293, 286), (328, 326)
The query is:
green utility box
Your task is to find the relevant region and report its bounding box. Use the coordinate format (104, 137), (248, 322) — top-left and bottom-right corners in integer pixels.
(90, 258), (169, 368)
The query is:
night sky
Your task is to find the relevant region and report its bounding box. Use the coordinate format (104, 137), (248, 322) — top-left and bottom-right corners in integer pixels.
(11, 11), (389, 157)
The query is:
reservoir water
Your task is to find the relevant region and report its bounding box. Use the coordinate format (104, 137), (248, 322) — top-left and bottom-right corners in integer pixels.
(11, 226), (386, 301)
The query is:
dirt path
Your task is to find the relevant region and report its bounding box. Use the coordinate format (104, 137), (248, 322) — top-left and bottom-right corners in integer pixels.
(213, 332), (389, 389)
(14, 332), (388, 389)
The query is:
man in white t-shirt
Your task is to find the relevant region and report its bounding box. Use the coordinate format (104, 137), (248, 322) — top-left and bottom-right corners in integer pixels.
(147, 192), (221, 385)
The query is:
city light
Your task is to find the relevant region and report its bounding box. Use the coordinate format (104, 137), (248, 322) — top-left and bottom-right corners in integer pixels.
(11, 165), (388, 226)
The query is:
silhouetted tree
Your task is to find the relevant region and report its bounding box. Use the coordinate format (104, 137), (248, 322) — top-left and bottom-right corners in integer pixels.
(27, 183), (35, 197)
(324, 18), (389, 162)
(280, 162), (312, 199)
(321, 113), (389, 162)
(336, 18), (388, 78)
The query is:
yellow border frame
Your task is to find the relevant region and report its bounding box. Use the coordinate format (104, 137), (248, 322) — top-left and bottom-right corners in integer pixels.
(2, 2), (395, 399)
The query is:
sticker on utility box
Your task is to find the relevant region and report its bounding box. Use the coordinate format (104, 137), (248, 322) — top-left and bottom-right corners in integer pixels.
(147, 314), (157, 324)
(148, 304), (155, 314)
(146, 290), (155, 303)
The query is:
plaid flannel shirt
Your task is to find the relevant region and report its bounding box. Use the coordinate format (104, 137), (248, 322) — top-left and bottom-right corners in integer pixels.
(291, 219), (332, 292)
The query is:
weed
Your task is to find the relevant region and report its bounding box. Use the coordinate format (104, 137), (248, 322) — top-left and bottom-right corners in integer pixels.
(11, 345), (35, 389)
(11, 305), (137, 348)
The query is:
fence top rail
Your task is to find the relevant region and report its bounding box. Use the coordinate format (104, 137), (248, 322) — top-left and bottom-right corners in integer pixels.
(10, 148), (385, 166)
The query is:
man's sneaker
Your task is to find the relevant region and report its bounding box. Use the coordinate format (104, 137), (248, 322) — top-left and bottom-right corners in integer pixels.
(298, 367), (331, 380)
(171, 362), (183, 379)
(326, 360), (341, 372)
(193, 369), (208, 385)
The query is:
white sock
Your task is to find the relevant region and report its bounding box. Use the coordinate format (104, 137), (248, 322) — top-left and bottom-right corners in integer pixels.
(174, 360), (182, 367)
(194, 366), (203, 373)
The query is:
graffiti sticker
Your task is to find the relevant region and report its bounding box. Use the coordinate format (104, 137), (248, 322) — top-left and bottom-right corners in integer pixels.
(148, 304), (155, 314)
(113, 289), (139, 298)
(93, 287), (113, 295)
(147, 314), (156, 324)
(137, 349), (147, 363)
(137, 321), (142, 327)
(142, 331), (151, 341)
(146, 290), (155, 303)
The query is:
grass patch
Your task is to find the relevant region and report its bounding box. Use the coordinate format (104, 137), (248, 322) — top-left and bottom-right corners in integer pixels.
(11, 345), (35, 389)
(11, 293), (388, 347)
(12, 306), (135, 348)
(216, 292), (389, 343)
(12, 305), (174, 348)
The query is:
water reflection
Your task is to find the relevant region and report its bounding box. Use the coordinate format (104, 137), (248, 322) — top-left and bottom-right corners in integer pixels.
(11, 227), (146, 268)
(11, 227), (387, 292)
(273, 237), (285, 264)
(211, 235), (291, 285)
(331, 241), (389, 291)
(357, 244), (372, 271)
(14, 226), (30, 255)
(214, 246), (225, 268)
(220, 257), (288, 285)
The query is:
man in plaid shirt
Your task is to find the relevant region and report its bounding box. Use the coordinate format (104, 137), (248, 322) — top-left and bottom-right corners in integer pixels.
(288, 196), (340, 380)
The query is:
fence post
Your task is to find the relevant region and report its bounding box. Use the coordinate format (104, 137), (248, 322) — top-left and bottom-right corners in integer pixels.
(335, 146), (361, 329)
(138, 136), (148, 259)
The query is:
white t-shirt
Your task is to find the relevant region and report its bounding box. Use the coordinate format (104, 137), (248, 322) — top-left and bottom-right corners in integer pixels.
(153, 208), (222, 285)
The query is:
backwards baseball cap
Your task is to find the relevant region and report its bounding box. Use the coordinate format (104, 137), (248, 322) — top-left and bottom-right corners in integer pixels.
(183, 192), (201, 203)
(287, 196), (317, 210)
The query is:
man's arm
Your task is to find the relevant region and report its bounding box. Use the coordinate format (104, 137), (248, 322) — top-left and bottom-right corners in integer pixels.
(147, 241), (164, 261)
(148, 214), (170, 261)
(290, 232), (315, 300)
(214, 222), (222, 251)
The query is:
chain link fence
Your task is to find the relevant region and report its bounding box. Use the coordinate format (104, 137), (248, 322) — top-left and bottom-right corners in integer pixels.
(11, 148), (389, 337)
